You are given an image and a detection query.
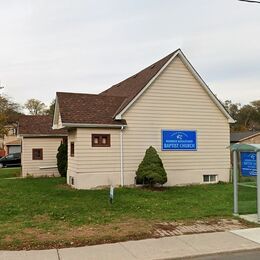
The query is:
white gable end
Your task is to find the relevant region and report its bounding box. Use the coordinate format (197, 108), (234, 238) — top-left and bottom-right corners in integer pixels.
(121, 55), (231, 185)
(52, 98), (63, 129)
(116, 50), (234, 123)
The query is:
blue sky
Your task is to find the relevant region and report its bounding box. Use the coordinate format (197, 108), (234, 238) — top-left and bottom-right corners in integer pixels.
(0, 0), (260, 107)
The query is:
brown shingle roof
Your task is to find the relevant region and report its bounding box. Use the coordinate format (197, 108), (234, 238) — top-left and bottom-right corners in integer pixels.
(19, 115), (67, 136)
(56, 50), (178, 126)
(230, 131), (260, 143)
(100, 50), (178, 114)
(57, 92), (127, 126)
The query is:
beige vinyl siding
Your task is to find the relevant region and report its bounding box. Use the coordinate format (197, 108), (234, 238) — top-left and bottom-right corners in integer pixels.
(67, 128), (121, 189)
(53, 101), (63, 129)
(122, 56), (230, 185)
(67, 129), (77, 183)
(21, 137), (63, 177)
(57, 113), (62, 128)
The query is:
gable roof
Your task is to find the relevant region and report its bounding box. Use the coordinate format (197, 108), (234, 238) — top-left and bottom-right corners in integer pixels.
(54, 49), (234, 128)
(230, 131), (260, 143)
(56, 92), (127, 127)
(19, 115), (67, 136)
(101, 49), (234, 122)
(100, 50), (178, 115)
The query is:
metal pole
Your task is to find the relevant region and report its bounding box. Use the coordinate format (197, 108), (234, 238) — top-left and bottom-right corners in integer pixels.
(233, 151), (238, 215)
(257, 152), (260, 222)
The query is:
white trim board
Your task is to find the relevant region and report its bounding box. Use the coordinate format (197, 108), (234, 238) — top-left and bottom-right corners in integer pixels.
(62, 123), (126, 129)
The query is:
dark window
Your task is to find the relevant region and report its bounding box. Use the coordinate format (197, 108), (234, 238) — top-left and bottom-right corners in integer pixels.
(32, 149), (43, 160)
(70, 142), (75, 157)
(203, 174), (217, 183)
(92, 134), (111, 147)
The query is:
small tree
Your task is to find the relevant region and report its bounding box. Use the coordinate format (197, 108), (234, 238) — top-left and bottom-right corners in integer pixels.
(57, 142), (68, 177)
(24, 98), (46, 115)
(136, 146), (167, 186)
(46, 99), (56, 116)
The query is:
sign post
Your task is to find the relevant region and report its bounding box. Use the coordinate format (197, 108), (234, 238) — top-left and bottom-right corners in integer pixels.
(109, 185), (114, 204)
(257, 152), (260, 222)
(233, 151), (238, 215)
(231, 144), (260, 223)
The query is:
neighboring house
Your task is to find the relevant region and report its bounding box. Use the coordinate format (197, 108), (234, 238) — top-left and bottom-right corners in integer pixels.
(18, 115), (67, 177)
(53, 49), (235, 189)
(0, 124), (21, 155)
(5, 139), (22, 154)
(230, 131), (260, 144)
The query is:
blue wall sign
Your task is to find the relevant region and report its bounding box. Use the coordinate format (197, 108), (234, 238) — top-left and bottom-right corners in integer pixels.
(241, 152), (257, 177)
(162, 130), (197, 151)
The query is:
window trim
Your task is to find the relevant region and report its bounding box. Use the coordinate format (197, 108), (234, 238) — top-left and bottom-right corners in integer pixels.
(70, 142), (75, 157)
(92, 134), (111, 147)
(32, 148), (43, 160)
(203, 174), (217, 183)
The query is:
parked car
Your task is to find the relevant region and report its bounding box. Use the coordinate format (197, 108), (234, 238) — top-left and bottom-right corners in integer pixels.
(0, 153), (21, 168)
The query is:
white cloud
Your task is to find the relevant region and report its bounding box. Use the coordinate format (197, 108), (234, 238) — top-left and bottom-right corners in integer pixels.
(0, 0), (259, 106)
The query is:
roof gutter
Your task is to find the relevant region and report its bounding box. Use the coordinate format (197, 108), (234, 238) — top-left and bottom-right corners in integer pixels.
(62, 123), (126, 129)
(19, 134), (67, 137)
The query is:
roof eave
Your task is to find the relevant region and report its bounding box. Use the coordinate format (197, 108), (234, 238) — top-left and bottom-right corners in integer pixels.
(229, 119), (236, 124)
(62, 123), (126, 129)
(239, 132), (260, 142)
(19, 134), (67, 137)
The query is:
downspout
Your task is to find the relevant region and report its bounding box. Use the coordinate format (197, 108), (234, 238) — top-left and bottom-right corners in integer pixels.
(120, 126), (125, 186)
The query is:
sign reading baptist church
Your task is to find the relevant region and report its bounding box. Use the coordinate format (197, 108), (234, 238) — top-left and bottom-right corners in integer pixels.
(162, 130), (197, 151)
(241, 152), (257, 177)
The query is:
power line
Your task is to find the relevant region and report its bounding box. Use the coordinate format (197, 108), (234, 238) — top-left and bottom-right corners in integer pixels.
(238, 0), (260, 3)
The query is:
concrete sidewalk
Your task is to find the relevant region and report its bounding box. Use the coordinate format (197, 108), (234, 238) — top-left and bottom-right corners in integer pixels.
(1, 229), (260, 260)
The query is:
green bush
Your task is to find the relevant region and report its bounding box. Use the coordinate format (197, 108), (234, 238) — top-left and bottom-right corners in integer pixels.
(57, 142), (68, 177)
(136, 146), (167, 186)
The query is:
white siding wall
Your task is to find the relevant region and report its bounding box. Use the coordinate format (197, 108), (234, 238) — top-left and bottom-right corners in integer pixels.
(21, 137), (63, 177)
(67, 128), (121, 189)
(66, 56), (231, 189)
(67, 129), (77, 183)
(122, 56), (230, 185)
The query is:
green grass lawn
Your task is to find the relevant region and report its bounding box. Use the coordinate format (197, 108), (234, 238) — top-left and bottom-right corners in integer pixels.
(238, 182), (257, 214)
(0, 176), (240, 249)
(0, 167), (21, 179)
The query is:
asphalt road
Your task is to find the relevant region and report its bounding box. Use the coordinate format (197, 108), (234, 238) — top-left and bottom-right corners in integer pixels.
(189, 249), (260, 260)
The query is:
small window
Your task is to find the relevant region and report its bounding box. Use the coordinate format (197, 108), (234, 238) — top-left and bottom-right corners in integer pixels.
(12, 128), (17, 136)
(70, 142), (75, 157)
(69, 176), (74, 185)
(92, 134), (110, 147)
(32, 149), (43, 160)
(203, 174), (217, 183)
